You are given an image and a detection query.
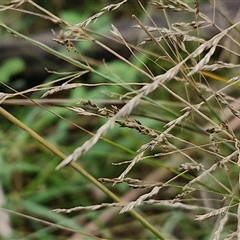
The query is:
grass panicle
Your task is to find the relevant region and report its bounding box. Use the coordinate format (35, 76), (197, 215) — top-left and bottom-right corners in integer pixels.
(2, 0), (240, 239)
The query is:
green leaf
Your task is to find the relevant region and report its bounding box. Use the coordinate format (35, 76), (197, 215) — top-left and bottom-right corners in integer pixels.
(0, 57), (26, 83)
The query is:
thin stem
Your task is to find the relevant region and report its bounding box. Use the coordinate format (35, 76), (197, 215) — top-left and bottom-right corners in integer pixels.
(0, 106), (166, 239)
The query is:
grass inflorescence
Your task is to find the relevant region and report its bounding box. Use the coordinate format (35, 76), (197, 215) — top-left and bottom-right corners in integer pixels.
(1, 0), (240, 239)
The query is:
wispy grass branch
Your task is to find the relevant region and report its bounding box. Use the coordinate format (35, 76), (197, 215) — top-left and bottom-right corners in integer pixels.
(0, 106), (166, 239)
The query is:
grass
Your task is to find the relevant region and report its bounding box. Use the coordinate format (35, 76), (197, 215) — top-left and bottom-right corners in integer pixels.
(1, 0), (240, 239)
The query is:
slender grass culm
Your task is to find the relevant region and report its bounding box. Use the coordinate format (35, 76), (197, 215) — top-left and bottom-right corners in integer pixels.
(1, 0), (240, 239)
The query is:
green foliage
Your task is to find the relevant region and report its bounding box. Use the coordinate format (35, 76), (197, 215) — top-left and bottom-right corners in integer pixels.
(0, 58), (25, 83)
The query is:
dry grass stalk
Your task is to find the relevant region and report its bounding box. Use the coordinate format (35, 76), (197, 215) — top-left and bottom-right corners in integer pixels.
(57, 23), (232, 169)
(225, 231), (238, 240)
(53, 202), (125, 213)
(0, 93), (12, 104)
(120, 169), (186, 213)
(53, 199), (206, 214)
(4, 0), (26, 9)
(3, 0), (240, 238)
(213, 213), (228, 240)
(74, 0), (127, 28)
(195, 206), (229, 221)
(183, 151), (238, 191)
(151, 0), (192, 12)
(200, 61), (240, 71)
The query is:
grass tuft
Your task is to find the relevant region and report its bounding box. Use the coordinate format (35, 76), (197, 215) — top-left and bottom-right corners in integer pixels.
(1, 0), (240, 239)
